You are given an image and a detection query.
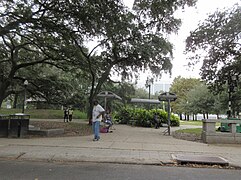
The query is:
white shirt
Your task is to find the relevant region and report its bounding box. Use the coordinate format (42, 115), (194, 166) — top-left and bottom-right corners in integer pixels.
(92, 104), (105, 122)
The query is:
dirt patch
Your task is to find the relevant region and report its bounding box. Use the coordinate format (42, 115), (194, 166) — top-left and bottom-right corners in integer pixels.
(172, 131), (202, 142)
(29, 121), (92, 137)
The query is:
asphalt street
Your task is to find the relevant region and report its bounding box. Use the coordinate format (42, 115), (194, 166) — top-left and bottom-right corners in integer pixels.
(0, 160), (241, 180)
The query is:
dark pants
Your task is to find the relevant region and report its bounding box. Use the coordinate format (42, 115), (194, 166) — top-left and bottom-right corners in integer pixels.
(64, 115), (68, 122)
(69, 115), (72, 122)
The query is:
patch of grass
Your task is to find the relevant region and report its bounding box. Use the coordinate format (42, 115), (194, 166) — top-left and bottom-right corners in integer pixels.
(0, 108), (87, 120)
(180, 120), (202, 126)
(176, 128), (202, 135)
(180, 120), (221, 127)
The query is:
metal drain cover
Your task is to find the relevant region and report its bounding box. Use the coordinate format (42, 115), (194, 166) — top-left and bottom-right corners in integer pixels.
(172, 154), (229, 166)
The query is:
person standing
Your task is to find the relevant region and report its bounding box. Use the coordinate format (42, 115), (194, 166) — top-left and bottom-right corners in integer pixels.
(68, 108), (74, 122)
(92, 100), (105, 141)
(154, 113), (160, 129)
(64, 107), (69, 122)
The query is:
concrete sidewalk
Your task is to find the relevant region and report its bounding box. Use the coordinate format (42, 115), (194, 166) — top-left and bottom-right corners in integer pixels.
(0, 124), (241, 167)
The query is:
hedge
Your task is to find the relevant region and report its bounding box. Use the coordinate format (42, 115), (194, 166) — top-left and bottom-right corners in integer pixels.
(115, 108), (180, 127)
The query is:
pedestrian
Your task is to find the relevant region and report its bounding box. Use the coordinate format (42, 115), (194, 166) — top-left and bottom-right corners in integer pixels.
(68, 108), (73, 122)
(92, 100), (105, 141)
(154, 113), (160, 129)
(104, 110), (113, 132)
(64, 107), (69, 122)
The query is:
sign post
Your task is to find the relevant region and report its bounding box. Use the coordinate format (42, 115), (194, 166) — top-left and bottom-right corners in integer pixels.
(158, 92), (177, 135)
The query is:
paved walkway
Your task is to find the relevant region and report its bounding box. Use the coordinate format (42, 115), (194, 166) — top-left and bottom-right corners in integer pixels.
(0, 122), (241, 167)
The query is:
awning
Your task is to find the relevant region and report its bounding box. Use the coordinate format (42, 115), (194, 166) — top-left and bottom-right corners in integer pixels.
(130, 98), (160, 104)
(97, 91), (122, 100)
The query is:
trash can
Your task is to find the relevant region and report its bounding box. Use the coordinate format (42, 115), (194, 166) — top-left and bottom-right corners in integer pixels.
(0, 115), (9, 137)
(220, 118), (241, 133)
(8, 114), (30, 138)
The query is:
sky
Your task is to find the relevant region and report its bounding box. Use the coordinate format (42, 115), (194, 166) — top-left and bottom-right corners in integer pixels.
(123, 0), (240, 87)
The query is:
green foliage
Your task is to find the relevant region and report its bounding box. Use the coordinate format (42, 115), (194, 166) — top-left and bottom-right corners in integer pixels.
(115, 108), (180, 127)
(185, 5), (241, 90)
(169, 76), (201, 114)
(0, 0), (197, 117)
(170, 78), (228, 117)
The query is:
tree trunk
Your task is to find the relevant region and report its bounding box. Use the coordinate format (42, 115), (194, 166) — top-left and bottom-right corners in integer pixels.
(179, 114), (182, 120)
(203, 113), (206, 119)
(0, 97), (3, 108)
(88, 90), (97, 125)
(0, 84), (7, 108)
(206, 113), (209, 119)
(13, 93), (19, 108)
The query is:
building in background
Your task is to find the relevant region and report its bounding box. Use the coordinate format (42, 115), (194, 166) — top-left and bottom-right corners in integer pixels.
(153, 83), (171, 94)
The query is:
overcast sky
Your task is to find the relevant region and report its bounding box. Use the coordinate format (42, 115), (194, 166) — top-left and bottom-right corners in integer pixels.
(123, 0), (240, 87)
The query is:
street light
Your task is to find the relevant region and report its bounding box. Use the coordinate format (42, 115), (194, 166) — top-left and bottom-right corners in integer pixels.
(22, 80), (28, 113)
(145, 77), (153, 110)
(145, 77), (153, 100)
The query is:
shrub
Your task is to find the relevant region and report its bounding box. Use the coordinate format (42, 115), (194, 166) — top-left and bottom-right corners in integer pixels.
(115, 108), (180, 127)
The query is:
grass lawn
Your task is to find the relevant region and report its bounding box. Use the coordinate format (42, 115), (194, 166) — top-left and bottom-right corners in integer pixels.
(177, 120), (221, 136)
(0, 108), (87, 120)
(180, 120), (221, 127)
(180, 120), (202, 126)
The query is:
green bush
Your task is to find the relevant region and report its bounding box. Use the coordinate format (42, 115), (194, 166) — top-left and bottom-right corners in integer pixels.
(115, 108), (180, 127)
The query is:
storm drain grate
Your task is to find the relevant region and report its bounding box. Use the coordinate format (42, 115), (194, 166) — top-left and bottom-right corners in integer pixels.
(172, 154), (229, 166)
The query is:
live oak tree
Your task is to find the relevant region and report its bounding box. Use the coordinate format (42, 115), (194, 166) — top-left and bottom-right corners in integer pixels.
(0, 0), (197, 116)
(185, 4), (241, 116)
(68, 0), (197, 117)
(0, 0), (80, 107)
(185, 4), (241, 90)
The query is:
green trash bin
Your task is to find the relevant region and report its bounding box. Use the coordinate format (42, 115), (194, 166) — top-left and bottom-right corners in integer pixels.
(0, 115), (9, 137)
(220, 118), (241, 133)
(8, 114), (30, 138)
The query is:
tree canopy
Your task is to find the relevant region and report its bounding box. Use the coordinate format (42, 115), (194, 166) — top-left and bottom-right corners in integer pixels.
(185, 4), (241, 89)
(0, 0), (197, 112)
(169, 76), (200, 114)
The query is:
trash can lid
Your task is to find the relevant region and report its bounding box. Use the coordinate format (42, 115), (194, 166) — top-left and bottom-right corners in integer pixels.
(10, 113), (30, 119)
(0, 114), (10, 119)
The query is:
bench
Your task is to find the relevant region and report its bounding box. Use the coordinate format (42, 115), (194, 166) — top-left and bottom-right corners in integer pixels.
(128, 119), (137, 126)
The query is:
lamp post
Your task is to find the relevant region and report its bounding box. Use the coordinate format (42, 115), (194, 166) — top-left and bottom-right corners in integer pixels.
(22, 80), (28, 114)
(145, 77), (153, 109)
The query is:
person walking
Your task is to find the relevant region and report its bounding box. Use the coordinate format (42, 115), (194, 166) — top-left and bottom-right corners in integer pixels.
(92, 100), (105, 141)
